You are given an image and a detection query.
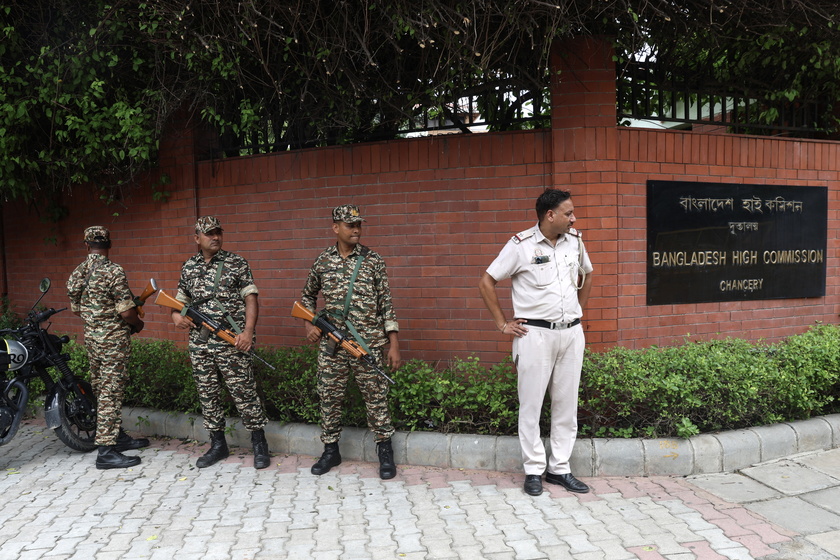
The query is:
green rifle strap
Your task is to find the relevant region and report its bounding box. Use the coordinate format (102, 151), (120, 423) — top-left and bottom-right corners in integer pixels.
(193, 260), (242, 334)
(345, 320), (373, 355)
(213, 261), (243, 334)
(341, 253), (366, 321)
(340, 252), (372, 354)
(217, 297), (242, 335)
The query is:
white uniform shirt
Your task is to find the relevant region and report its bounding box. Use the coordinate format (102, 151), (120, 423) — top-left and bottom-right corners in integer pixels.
(486, 224), (593, 324)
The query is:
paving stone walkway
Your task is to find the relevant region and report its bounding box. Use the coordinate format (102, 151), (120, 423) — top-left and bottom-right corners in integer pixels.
(0, 420), (836, 559)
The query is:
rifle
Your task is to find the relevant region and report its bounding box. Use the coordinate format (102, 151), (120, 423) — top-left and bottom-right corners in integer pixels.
(155, 289), (276, 371)
(291, 301), (395, 384)
(133, 278), (159, 318)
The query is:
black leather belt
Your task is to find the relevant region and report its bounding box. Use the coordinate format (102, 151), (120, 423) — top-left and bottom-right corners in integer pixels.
(523, 318), (581, 330)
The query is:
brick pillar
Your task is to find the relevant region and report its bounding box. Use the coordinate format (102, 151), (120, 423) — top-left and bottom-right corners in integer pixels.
(550, 36), (617, 131)
(549, 36), (620, 345)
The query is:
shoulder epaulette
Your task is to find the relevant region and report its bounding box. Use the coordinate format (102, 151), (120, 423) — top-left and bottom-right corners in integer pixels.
(568, 227), (582, 238)
(512, 229), (536, 244)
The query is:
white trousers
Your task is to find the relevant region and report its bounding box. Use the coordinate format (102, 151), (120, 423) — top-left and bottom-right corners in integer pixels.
(513, 324), (585, 476)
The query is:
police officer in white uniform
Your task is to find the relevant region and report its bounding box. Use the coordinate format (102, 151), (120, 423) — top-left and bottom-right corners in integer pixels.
(479, 188), (594, 496)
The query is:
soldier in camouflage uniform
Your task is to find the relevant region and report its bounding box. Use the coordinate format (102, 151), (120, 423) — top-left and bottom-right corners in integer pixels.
(170, 216), (270, 469)
(67, 226), (149, 470)
(301, 204), (401, 479)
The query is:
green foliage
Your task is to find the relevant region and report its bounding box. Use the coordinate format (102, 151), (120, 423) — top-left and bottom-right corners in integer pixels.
(0, 296), (21, 330)
(2, 0), (837, 205)
(122, 340), (199, 414)
(44, 324), (840, 440)
(0, 1), (165, 206)
(580, 328), (840, 438)
(253, 345), (320, 425)
(390, 356), (519, 435)
(150, 173), (172, 203)
(616, 8), (840, 135)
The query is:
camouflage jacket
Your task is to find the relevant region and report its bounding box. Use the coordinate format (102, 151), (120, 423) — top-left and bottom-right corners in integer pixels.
(301, 243), (398, 348)
(176, 249), (258, 343)
(67, 253), (135, 342)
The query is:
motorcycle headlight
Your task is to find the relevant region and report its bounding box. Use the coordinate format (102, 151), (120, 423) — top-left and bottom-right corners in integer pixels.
(0, 340), (28, 371)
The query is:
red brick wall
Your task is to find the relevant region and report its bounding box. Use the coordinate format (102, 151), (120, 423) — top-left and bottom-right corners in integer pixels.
(2, 37), (839, 366)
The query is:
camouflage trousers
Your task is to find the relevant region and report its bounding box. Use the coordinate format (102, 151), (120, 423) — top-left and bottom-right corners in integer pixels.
(87, 336), (131, 446)
(188, 341), (267, 432)
(317, 344), (394, 444)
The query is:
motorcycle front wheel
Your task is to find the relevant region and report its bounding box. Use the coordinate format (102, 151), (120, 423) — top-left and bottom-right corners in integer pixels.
(53, 378), (97, 452)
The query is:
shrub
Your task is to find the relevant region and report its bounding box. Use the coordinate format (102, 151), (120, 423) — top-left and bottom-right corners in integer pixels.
(390, 356), (519, 435)
(0, 296), (21, 330)
(124, 339), (200, 414)
(34, 324), (840, 439)
(254, 345), (320, 424)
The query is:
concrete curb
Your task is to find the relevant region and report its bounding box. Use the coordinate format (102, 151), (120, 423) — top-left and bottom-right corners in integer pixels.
(122, 407), (840, 477)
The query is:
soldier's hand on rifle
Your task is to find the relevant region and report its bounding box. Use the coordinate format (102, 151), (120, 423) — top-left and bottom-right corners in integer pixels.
(305, 322), (322, 343)
(121, 308), (144, 335)
(234, 329), (254, 352)
(171, 311), (193, 330)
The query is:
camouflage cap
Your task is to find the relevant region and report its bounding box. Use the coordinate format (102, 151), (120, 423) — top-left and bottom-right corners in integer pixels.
(195, 216), (224, 234)
(332, 204), (365, 223)
(83, 226), (110, 244)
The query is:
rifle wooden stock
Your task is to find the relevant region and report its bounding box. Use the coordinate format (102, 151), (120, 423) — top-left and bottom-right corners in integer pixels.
(155, 289), (275, 370)
(134, 278), (159, 318)
(155, 290), (238, 345)
(291, 301), (394, 384)
(291, 301), (364, 359)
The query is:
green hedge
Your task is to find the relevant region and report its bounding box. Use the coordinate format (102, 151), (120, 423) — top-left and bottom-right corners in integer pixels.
(61, 323), (840, 438)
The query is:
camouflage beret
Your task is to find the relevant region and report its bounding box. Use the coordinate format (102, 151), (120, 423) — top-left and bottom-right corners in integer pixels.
(84, 226), (110, 244)
(195, 216), (224, 234)
(332, 204), (365, 223)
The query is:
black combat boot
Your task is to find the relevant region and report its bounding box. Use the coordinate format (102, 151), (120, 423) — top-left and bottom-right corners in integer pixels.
(96, 445), (141, 470)
(310, 442), (341, 475)
(377, 439), (396, 480)
(115, 428), (150, 452)
(251, 429), (270, 469)
(196, 431), (229, 468)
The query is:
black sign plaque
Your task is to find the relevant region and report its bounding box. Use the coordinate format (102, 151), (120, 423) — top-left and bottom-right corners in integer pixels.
(647, 180), (827, 305)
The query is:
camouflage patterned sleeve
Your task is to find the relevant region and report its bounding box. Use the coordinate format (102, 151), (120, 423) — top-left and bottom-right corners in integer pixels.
(175, 259), (192, 305)
(66, 261), (88, 313)
(110, 265), (136, 315)
(237, 258), (259, 299)
(300, 254), (324, 312)
(374, 256), (399, 333)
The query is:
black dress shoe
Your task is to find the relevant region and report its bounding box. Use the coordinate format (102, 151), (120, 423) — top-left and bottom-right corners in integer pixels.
(523, 474), (543, 496)
(96, 446), (141, 470)
(545, 472), (590, 493)
(114, 429), (150, 452)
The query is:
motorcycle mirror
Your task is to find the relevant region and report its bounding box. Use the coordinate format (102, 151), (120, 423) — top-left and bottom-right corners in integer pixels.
(30, 278), (51, 314)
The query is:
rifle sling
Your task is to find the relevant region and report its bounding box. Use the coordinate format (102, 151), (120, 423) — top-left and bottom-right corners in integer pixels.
(339, 251), (372, 353)
(189, 260), (242, 335)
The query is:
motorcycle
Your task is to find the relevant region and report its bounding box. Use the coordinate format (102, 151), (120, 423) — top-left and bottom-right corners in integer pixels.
(0, 278), (97, 451)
